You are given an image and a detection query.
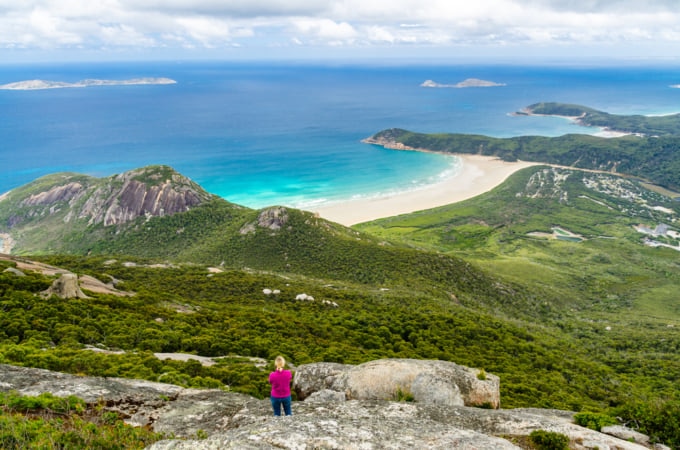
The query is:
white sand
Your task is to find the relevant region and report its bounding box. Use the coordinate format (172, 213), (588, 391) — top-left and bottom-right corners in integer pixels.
(314, 154), (540, 226)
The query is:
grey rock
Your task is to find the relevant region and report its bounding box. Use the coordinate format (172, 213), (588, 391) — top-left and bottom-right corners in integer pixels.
(294, 358), (500, 408)
(21, 181), (85, 206)
(80, 169), (210, 226)
(148, 400), (522, 450)
(602, 425), (650, 445)
(2, 267), (25, 276)
(0, 363), (652, 450)
(304, 388), (347, 403)
(293, 362), (352, 399)
(241, 207), (290, 234)
(41, 273), (89, 299)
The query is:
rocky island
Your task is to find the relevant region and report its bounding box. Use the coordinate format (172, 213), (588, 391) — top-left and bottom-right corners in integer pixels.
(0, 77), (177, 90)
(421, 78), (506, 88)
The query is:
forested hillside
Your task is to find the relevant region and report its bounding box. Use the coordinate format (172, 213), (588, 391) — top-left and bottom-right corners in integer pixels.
(524, 102), (680, 136)
(365, 128), (680, 191)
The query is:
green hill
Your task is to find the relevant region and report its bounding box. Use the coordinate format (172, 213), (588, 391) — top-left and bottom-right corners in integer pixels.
(357, 165), (680, 315)
(525, 102), (680, 136)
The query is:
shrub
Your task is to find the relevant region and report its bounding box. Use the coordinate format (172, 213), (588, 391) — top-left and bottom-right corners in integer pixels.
(574, 411), (617, 431)
(528, 430), (570, 450)
(0, 392), (165, 449)
(394, 387), (415, 402)
(615, 399), (680, 448)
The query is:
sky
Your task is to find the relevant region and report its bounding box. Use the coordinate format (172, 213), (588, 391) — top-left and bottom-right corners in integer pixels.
(1, 0), (680, 63)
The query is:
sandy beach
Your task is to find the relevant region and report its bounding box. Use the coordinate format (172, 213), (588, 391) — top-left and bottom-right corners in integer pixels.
(314, 154), (540, 226)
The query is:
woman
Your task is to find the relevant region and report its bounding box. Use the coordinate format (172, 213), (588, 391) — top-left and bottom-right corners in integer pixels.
(268, 355), (292, 416)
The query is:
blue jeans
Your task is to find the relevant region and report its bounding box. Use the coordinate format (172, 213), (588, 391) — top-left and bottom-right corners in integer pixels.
(271, 395), (292, 416)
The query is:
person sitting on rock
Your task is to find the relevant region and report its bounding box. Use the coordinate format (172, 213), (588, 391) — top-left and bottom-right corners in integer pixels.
(269, 355), (292, 416)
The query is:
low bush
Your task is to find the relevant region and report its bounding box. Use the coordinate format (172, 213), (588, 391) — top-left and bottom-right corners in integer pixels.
(528, 429), (569, 450)
(574, 411), (617, 431)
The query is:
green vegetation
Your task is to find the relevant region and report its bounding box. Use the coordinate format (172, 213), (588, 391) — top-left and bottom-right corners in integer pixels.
(368, 127), (680, 191)
(528, 430), (570, 450)
(615, 399), (680, 447)
(2, 246), (680, 445)
(394, 387), (415, 402)
(573, 411), (617, 431)
(526, 102), (680, 136)
(0, 391), (164, 449)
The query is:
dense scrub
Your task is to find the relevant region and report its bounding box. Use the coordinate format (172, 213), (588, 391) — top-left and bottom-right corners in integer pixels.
(0, 391), (164, 449)
(1, 254), (680, 447)
(526, 102), (680, 137)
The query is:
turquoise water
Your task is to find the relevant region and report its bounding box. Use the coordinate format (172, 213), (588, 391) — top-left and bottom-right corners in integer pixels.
(1, 62), (679, 208)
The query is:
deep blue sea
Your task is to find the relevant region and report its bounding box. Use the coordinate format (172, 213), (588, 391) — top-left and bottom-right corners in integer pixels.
(1, 62), (679, 209)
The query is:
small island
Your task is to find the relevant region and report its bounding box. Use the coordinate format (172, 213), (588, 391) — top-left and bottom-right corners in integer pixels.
(421, 78), (506, 88)
(0, 77), (177, 90)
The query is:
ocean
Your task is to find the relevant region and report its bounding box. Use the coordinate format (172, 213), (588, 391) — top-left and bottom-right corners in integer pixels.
(1, 62), (679, 209)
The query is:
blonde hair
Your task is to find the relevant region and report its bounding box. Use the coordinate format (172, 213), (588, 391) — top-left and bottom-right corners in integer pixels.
(275, 355), (286, 370)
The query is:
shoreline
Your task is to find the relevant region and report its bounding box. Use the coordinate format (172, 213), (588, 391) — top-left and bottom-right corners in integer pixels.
(314, 154), (539, 226)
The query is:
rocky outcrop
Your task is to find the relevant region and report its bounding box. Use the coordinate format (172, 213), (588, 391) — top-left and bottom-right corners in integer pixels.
(293, 362), (351, 399)
(78, 167), (212, 226)
(240, 206), (289, 234)
(294, 359), (501, 409)
(0, 254), (133, 297)
(21, 181), (85, 206)
(41, 273), (90, 299)
(1, 165), (214, 230)
(0, 363), (653, 450)
(3, 266), (25, 276)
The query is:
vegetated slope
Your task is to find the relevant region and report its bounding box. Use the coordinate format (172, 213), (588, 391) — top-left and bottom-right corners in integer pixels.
(0, 166), (543, 316)
(90, 204), (528, 310)
(357, 165), (680, 316)
(0, 253), (676, 420)
(365, 128), (680, 191)
(525, 102), (680, 136)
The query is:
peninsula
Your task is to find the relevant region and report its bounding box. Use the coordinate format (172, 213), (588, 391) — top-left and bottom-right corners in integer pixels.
(0, 77), (177, 90)
(520, 102), (680, 136)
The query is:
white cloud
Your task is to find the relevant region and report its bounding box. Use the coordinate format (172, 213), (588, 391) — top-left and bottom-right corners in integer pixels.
(292, 18), (357, 42)
(99, 24), (156, 47)
(174, 16), (233, 47)
(0, 0), (679, 58)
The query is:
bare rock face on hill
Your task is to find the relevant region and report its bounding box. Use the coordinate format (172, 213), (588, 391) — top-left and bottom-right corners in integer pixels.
(294, 359), (501, 409)
(0, 165), (215, 253)
(79, 168), (211, 226)
(0, 363), (651, 450)
(1, 165), (214, 230)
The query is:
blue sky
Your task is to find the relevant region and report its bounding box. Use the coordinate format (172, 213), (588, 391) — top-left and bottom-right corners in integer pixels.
(1, 0), (680, 63)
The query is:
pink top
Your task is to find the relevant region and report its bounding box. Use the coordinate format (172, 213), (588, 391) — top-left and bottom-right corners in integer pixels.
(269, 369), (292, 398)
